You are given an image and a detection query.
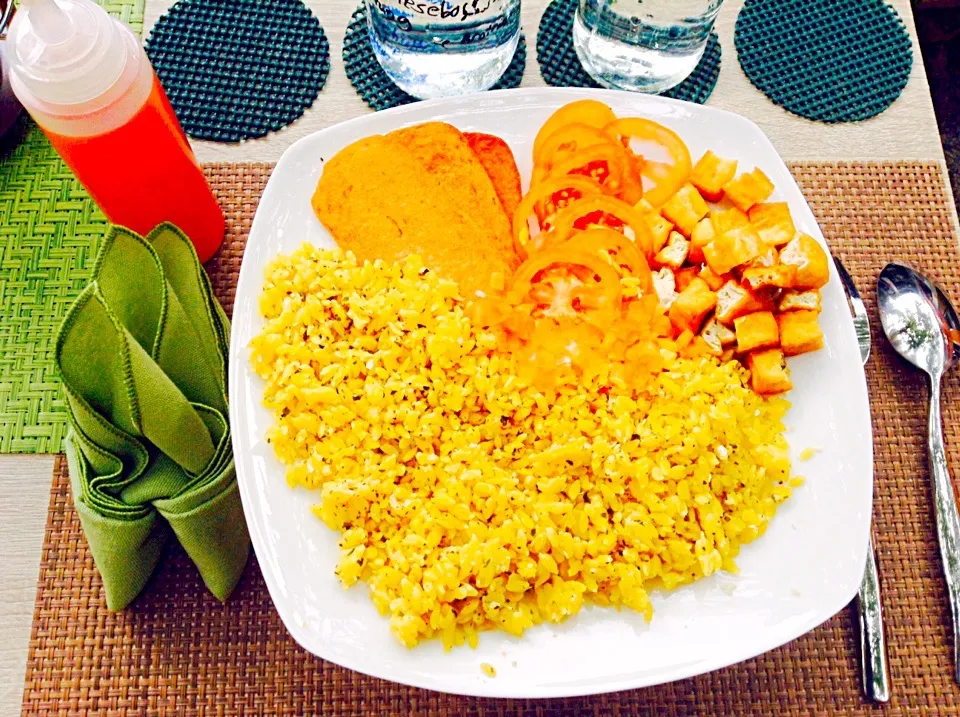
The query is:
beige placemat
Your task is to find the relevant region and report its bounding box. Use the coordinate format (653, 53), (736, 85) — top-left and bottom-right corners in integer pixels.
(21, 162), (960, 715)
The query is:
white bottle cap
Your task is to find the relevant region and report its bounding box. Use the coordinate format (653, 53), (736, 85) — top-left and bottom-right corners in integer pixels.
(6, 0), (135, 110)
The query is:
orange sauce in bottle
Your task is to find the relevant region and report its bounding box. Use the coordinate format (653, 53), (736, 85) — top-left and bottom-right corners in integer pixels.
(44, 74), (225, 263)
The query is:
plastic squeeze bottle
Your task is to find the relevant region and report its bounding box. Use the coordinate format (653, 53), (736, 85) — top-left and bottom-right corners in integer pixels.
(6, 0), (225, 263)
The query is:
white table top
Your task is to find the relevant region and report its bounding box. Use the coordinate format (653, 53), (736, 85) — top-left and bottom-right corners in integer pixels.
(0, 1), (952, 713)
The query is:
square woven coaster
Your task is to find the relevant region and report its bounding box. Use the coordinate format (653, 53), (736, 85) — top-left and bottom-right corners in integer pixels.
(20, 162), (960, 715)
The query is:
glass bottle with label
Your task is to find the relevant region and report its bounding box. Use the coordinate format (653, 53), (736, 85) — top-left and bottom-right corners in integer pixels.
(366, 0), (521, 100)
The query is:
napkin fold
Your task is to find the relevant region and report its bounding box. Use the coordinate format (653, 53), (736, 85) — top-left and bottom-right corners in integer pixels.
(56, 223), (249, 610)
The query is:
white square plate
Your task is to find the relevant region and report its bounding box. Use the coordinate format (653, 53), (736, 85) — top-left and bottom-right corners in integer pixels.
(228, 88), (872, 698)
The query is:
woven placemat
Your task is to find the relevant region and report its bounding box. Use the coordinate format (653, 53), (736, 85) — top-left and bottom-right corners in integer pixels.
(536, 0), (721, 104)
(0, 0), (145, 456)
(735, 0), (913, 123)
(343, 4), (526, 112)
(145, 0), (329, 142)
(20, 161), (960, 714)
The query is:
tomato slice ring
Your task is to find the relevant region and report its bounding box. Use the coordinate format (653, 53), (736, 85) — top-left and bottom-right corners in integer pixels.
(550, 196), (655, 259)
(605, 118), (692, 207)
(561, 227), (653, 292)
(512, 175), (604, 258)
(507, 248), (623, 328)
(532, 100), (618, 161)
(534, 123), (614, 171)
(546, 143), (627, 196)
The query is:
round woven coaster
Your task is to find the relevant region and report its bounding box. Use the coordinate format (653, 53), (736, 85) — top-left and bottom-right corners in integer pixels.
(145, 0), (330, 142)
(735, 0), (912, 123)
(343, 5), (526, 112)
(536, 0), (721, 104)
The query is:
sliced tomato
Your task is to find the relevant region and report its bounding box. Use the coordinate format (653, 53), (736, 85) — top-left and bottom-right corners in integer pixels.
(506, 248), (623, 328)
(605, 118), (692, 207)
(534, 123), (614, 171)
(512, 175), (603, 258)
(550, 196), (655, 259)
(546, 143), (627, 196)
(561, 227), (653, 292)
(532, 100), (618, 161)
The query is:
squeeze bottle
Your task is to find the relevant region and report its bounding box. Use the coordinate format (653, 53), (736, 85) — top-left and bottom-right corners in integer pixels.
(6, 0), (225, 263)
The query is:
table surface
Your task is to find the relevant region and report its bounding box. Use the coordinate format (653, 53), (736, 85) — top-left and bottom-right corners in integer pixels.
(0, 1), (954, 713)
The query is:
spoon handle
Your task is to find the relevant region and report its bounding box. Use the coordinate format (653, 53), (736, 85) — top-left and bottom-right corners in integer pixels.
(929, 376), (960, 684)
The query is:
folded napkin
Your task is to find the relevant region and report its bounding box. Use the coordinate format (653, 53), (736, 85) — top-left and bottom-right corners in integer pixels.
(55, 223), (249, 610)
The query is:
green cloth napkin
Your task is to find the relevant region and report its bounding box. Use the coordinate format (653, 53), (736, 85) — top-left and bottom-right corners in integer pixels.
(55, 223), (249, 610)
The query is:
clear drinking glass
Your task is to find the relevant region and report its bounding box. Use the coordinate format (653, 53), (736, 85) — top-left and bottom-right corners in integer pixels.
(573, 0), (724, 94)
(366, 0), (521, 100)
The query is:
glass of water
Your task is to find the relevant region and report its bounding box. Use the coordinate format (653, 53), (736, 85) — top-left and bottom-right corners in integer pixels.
(573, 0), (724, 94)
(366, 0), (522, 100)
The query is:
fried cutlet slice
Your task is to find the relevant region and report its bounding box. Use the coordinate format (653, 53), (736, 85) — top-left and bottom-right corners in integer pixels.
(312, 130), (517, 297)
(464, 132), (523, 219)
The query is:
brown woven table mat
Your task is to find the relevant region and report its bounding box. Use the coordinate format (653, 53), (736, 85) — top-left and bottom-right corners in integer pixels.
(21, 162), (960, 715)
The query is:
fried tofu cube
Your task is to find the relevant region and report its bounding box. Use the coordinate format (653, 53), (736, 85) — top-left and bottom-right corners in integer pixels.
(669, 278), (718, 334)
(711, 207), (750, 235)
(691, 150), (739, 202)
(747, 348), (793, 395)
(643, 211), (675, 252)
(778, 289), (822, 312)
(778, 310), (824, 356)
(748, 202), (797, 246)
(652, 267), (678, 308)
(734, 311), (780, 353)
(661, 183), (710, 237)
(699, 264), (729, 291)
(654, 231), (690, 270)
(715, 280), (767, 325)
(700, 318), (737, 355)
(703, 224), (762, 275)
(636, 198), (655, 213)
(742, 264), (798, 291)
(779, 234), (830, 289)
(675, 265), (700, 292)
(723, 168), (775, 212)
(749, 245), (779, 268)
(689, 217), (715, 264)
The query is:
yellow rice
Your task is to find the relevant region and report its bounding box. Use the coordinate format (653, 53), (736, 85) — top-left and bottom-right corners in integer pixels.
(250, 244), (797, 650)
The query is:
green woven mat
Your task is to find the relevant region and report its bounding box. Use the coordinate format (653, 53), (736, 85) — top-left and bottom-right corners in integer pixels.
(536, 0), (721, 104)
(0, 0), (144, 454)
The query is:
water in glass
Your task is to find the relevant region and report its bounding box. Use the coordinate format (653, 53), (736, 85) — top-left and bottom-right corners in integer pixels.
(573, 0), (724, 94)
(366, 0), (521, 100)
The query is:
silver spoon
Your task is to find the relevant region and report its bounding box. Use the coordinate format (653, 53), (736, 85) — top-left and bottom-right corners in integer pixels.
(878, 261), (960, 684)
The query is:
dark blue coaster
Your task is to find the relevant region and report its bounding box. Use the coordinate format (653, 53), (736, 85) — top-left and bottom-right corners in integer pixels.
(145, 0), (330, 142)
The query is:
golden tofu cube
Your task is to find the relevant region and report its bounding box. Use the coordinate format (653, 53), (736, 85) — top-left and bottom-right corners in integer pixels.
(652, 267), (678, 308)
(636, 198), (655, 214)
(703, 224), (762, 275)
(689, 217), (715, 264)
(654, 231), (690, 270)
(643, 211), (675, 252)
(749, 245), (779, 268)
(734, 311), (780, 353)
(668, 277), (718, 334)
(747, 348), (793, 395)
(779, 234), (830, 289)
(699, 264), (729, 291)
(778, 289), (822, 312)
(675, 265), (700, 292)
(711, 207), (750, 235)
(701, 318), (737, 355)
(661, 183), (710, 237)
(715, 280), (768, 325)
(748, 202), (797, 246)
(742, 265), (798, 291)
(723, 168), (775, 212)
(778, 310), (824, 356)
(691, 150), (739, 202)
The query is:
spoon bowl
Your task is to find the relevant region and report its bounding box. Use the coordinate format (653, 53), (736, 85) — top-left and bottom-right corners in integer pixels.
(877, 260), (960, 685)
